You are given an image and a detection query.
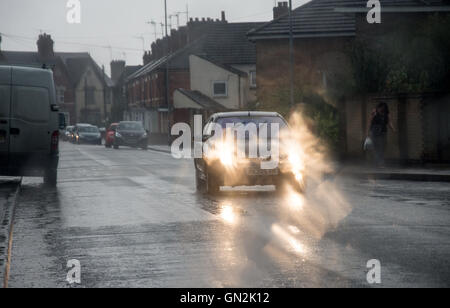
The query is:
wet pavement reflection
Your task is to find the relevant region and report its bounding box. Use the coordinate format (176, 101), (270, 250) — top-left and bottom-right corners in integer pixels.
(6, 143), (450, 287)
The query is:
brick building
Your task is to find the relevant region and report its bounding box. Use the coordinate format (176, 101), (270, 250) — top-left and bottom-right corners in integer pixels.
(0, 33), (113, 126)
(125, 12), (263, 143)
(248, 0), (450, 162)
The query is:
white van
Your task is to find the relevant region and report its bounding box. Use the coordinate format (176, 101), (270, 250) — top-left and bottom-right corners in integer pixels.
(0, 66), (65, 186)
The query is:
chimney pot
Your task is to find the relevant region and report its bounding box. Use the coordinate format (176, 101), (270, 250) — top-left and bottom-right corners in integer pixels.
(110, 60), (126, 83)
(273, 1), (289, 19)
(37, 33), (54, 59)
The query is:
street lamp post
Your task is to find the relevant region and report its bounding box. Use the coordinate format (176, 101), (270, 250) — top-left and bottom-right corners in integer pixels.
(288, 0), (295, 109)
(164, 0), (171, 144)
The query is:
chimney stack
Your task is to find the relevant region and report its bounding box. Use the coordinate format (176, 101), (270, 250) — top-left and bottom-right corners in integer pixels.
(221, 11), (226, 22)
(273, 2), (289, 19)
(37, 33), (54, 59)
(110, 60), (126, 84)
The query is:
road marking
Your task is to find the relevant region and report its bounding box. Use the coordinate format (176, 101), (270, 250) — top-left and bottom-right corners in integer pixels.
(3, 224), (13, 288)
(2, 180), (20, 289)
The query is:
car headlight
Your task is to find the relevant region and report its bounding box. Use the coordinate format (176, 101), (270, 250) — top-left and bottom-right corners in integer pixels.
(219, 150), (234, 167)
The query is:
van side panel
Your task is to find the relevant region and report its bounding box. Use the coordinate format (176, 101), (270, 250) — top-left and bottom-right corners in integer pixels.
(0, 67), (12, 170)
(6, 67), (58, 176)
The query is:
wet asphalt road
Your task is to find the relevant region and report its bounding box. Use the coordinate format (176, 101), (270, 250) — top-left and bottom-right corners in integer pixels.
(5, 142), (450, 288)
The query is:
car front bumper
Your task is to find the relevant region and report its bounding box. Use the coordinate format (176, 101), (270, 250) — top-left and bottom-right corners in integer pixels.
(115, 137), (147, 147)
(203, 159), (301, 187)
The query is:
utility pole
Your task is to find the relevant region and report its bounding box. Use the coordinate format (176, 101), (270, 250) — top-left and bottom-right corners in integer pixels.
(164, 0), (171, 144)
(102, 65), (108, 127)
(288, 0), (295, 109)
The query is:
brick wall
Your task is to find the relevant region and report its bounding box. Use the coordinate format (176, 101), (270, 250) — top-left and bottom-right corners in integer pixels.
(255, 37), (353, 109)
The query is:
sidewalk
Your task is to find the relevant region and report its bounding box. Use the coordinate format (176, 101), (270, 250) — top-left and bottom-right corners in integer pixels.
(146, 145), (450, 182)
(336, 163), (450, 182)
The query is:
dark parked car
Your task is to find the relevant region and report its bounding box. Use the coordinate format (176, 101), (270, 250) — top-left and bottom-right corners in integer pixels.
(195, 112), (306, 195)
(114, 121), (148, 150)
(73, 124), (102, 145)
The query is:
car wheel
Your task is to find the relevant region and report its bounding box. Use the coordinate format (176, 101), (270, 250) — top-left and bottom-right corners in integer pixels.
(206, 170), (221, 195)
(44, 169), (57, 187)
(195, 168), (205, 192)
(276, 174), (306, 194)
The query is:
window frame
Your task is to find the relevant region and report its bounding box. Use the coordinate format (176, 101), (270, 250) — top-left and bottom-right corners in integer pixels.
(250, 70), (257, 88)
(212, 81), (228, 98)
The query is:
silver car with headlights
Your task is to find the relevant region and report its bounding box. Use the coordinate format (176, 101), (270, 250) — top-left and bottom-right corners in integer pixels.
(194, 111), (306, 195)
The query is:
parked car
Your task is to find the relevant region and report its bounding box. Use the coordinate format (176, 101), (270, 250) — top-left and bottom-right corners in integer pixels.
(99, 127), (106, 140)
(194, 111), (306, 195)
(105, 123), (119, 148)
(63, 126), (74, 142)
(113, 121), (148, 150)
(73, 124), (102, 145)
(0, 66), (65, 186)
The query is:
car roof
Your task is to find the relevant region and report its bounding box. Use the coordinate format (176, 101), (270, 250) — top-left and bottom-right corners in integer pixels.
(76, 123), (93, 127)
(212, 111), (283, 120)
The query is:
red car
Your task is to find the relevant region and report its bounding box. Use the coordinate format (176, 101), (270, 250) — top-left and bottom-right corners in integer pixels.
(105, 123), (119, 148)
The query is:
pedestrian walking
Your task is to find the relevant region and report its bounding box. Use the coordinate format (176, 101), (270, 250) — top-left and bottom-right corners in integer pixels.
(368, 102), (395, 167)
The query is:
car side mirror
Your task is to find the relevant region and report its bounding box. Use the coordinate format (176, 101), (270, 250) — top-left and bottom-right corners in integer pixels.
(58, 113), (66, 130)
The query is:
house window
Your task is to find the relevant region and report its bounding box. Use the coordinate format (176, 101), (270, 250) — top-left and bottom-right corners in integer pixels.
(250, 71), (257, 88)
(56, 87), (65, 104)
(213, 81), (228, 97)
(86, 87), (95, 105)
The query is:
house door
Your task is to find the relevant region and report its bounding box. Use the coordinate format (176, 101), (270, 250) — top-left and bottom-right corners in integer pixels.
(438, 99), (450, 162)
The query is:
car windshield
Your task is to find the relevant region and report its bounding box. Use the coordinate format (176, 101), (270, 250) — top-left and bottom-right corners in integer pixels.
(119, 122), (144, 131)
(78, 126), (99, 133)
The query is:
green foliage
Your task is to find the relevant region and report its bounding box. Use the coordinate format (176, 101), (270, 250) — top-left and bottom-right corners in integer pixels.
(301, 92), (340, 150)
(349, 14), (450, 94)
(258, 86), (340, 149)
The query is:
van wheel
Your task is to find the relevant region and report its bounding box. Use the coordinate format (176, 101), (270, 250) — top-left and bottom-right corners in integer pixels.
(44, 169), (57, 187)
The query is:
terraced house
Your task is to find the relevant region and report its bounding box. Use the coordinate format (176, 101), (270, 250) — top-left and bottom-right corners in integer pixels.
(125, 12), (263, 143)
(0, 33), (114, 126)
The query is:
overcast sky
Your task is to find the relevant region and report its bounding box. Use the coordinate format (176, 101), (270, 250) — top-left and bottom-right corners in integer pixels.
(0, 0), (310, 74)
